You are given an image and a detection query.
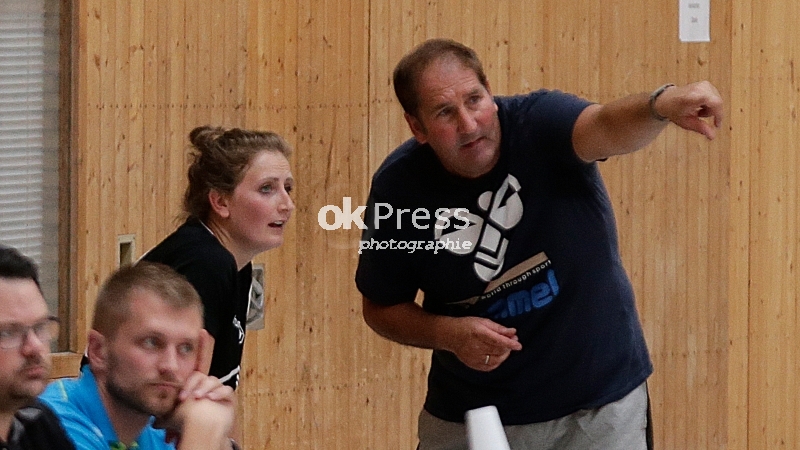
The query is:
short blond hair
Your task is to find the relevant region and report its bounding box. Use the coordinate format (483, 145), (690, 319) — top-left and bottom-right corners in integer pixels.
(91, 262), (203, 338)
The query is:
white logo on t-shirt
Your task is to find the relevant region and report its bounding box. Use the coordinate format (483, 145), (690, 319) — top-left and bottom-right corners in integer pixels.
(434, 174), (523, 282)
(233, 316), (245, 344)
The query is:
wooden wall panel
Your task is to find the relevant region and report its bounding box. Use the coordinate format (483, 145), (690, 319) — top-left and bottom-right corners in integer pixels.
(727, 0), (751, 443)
(745, 2), (800, 448)
(65, 0), (799, 448)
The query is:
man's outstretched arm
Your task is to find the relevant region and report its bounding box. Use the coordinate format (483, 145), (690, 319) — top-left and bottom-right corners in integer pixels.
(572, 81), (724, 162)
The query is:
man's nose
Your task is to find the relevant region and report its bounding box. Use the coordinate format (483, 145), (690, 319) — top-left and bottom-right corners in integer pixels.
(20, 328), (48, 355)
(457, 108), (478, 134)
(159, 347), (180, 373)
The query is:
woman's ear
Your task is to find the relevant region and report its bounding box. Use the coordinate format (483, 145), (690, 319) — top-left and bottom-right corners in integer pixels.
(208, 189), (231, 219)
(86, 330), (109, 373)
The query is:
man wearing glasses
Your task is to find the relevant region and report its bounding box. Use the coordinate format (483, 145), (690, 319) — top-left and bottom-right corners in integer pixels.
(0, 246), (74, 449)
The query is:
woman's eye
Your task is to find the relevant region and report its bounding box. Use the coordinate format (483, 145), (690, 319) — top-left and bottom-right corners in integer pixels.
(260, 184), (273, 193)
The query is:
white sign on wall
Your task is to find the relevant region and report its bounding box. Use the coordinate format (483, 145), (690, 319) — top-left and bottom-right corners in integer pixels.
(679, 0), (710, 42)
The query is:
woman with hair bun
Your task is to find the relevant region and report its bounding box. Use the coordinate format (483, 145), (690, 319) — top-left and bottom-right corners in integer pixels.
(142, 125), (295, 389)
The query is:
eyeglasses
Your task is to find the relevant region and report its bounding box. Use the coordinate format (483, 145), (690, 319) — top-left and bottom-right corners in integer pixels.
(0, 316), (60, 350)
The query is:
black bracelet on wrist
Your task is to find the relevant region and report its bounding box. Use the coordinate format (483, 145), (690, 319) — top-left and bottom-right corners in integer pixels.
(649, 83), (675, 121)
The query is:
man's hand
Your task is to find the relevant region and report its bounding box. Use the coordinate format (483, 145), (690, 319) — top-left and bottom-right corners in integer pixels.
(157, 372), (236, 450)
(441, 316), (523, 371)
(362, 298), (523, 372)
(194, 329), (214, 375)
(652, 81), (724, 140)
(172, 397), (236, 450)
(178, 370), (234, 403)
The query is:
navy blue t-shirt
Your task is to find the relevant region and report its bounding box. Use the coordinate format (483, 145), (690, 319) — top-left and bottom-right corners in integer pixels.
(355, 89), (653, 425)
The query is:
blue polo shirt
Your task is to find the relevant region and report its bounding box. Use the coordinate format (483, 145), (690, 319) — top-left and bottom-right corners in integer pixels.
(39, 366), (173, 450)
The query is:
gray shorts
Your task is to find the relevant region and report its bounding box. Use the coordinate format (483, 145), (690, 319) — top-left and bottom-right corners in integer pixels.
(418, 383), (648, 450)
